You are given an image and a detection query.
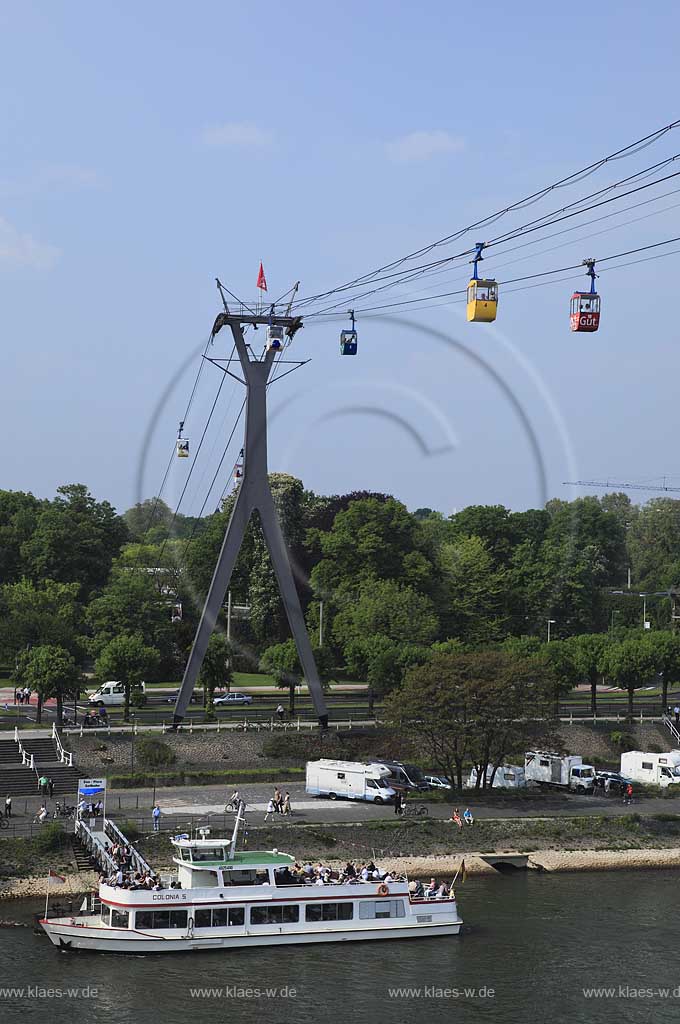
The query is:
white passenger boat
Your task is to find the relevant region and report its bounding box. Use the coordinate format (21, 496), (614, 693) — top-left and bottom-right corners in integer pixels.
(41, 812), (462, 952)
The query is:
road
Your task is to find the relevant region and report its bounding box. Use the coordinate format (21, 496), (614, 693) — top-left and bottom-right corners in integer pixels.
(3, 781), (677, 839)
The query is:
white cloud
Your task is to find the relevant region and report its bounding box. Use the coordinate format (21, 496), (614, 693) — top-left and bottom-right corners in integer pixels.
(200, 122), (271, 148)
(0, 217), (59, 270)
(386, 130), (466, 163)
(0, 164), (103, 198)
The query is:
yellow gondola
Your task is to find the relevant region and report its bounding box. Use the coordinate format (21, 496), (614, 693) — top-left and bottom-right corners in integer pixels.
(466, 242), (498, 323)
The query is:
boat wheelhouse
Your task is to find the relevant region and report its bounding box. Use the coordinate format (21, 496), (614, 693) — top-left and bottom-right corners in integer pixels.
(40, 814), (462, 953)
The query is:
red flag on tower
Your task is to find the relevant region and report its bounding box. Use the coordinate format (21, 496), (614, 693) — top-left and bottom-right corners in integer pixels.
(256, 262), (267, 292)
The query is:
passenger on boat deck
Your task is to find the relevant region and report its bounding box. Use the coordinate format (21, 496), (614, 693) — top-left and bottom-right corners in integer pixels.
(436, 882), (449, 898)
(344, 862), (356, 878)
(303, 862), (314, 875)
(411, 879), (424, 898)
(425, 878), (438, 898)
(360, 865), (370, 881)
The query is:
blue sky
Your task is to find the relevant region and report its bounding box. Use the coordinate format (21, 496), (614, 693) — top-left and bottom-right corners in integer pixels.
(3, 1), (680, 517)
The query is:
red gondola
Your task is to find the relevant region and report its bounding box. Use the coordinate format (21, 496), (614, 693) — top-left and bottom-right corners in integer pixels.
(570, 259), (600, 333)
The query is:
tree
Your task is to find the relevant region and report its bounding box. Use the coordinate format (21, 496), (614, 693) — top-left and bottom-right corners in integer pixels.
(343, 634), (430, 696)
(0, 578), (84, 662)
(260, 639), (333, 715)
(20, 484), (128, 596)
(599, 634), (659, 721)
(332, 579), (439, 653)
(15, 645), (81, 725)
(387, 650), (553, 791)
(0, 490), (44, 583)
(86, 569), (175, 670)
(94, 634), (160, 722)
(199, 633), (233, 709)
(568, 633), (610, 715)
(645, 630), (680, 712)
(436, 534), (507, 643)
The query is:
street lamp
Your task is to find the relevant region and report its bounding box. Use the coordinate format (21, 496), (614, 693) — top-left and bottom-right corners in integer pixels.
(547, 619), (556, 642)
(130, 713), (136, 772)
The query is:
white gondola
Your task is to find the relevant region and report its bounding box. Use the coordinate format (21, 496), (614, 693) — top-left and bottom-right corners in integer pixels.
(176, 439), (189, 458)
(266, 326), (285, 351)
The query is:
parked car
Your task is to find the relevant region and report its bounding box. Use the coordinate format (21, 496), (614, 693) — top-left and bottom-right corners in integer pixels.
(369, 761), (430, 792)
(594, 770), (632, 794)
(164, 689), (202, 704)
(423, 774), (453, 790)
(213, 692), (253, 706)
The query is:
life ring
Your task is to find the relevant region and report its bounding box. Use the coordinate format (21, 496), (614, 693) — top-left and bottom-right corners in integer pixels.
(377, 883), (389, 897)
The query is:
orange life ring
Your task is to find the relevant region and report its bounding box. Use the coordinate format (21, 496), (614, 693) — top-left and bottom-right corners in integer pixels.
(377, 883), (389, 897)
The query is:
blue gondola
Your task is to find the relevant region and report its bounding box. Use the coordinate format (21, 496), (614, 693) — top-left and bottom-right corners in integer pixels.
(340, 310), (358, 355)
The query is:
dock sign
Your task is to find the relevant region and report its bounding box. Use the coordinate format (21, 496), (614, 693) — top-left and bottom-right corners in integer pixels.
(78, 778), (107, 795)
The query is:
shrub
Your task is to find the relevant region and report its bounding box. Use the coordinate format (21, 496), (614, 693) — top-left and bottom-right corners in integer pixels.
(136, 736), (176, 768)
(118, 819), (140, 841)
(610, 730), (636, 751)
(33, 822), (68, 854)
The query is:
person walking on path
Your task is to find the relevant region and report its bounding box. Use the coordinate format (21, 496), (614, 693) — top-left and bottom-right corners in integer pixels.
(394, 791), (403, 816)
(39, 775), (48, 796)
(674, 705), (680, 727)
(282, 792), (292, 816)
(152, 804), (161, 831)
(276, 704), (285, 723)
(47, 778), (54, 799)
(273, 787), (283, 813)
(4, 795), (11, 818)
(264, 798), (275, 822)
(623, 782), (634, 806)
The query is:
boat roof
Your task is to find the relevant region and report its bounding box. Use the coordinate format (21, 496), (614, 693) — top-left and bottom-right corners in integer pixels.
(172, 839), (294, 868)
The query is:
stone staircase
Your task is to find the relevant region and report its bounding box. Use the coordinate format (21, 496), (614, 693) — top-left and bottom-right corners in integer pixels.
(21, 736), (80, 796)
(0, 738), (38, 797)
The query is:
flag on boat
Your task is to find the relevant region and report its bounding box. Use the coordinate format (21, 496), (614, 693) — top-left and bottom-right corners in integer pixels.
(48, 869), (66, 884)
(256, 262), (267, 291)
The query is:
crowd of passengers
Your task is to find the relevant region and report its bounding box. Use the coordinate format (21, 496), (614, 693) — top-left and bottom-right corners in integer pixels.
(274, 862), (453, 898)
(99, 840), (181, 890)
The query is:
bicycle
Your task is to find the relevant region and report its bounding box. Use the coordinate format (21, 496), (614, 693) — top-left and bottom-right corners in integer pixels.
(0, 816), (9, 830)
(400, 803), (429, 817)
(224, 799), (248, 814)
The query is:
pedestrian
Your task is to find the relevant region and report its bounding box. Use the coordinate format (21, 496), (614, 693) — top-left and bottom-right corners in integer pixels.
(674, 705), (680, 727)
(394, 791), (402, 816)
(451, 807), (463, 829)
(463, 807), (474, 826)
(623, 782), (634, 806)
(5, 795), (11, 819)
(47, 778), (54, 799)
(152, 804), (161, 831)
(34, 804), (48, 824)
(276, 704), (285, 723)
(23, 687), (30, 705)
(264, 798), (275, 822)
(282, 792), (292, 816)
(273, 787), (282, 813)
(39, 775), (48, 796)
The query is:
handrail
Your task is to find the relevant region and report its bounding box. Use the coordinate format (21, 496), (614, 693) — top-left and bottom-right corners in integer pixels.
(52, 722), (74, 766)
(104, 817), (154, 877)
(14, 730), (36, 772)
(662, 714), (680, 746)
(75, 818), (118, 876)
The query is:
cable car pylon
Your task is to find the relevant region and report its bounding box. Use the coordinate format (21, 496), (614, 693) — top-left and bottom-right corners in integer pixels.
(172, 299), (329, 730)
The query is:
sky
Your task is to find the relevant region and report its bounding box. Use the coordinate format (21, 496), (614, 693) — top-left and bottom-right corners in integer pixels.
(2, 1), (680, 519)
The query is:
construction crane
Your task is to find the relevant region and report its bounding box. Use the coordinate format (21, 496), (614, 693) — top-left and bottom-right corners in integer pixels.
(564, 478), (680, 494)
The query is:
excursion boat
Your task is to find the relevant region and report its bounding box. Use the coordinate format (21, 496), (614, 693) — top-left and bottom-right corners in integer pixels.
(40, 813), (462, 953)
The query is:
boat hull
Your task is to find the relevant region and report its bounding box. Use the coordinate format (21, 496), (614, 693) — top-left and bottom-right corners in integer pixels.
(41, 917), (462, 953)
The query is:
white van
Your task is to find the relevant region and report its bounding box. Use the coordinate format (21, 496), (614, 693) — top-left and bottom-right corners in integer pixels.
(620, 751), (680, 788)
(88, 681), (146, 707)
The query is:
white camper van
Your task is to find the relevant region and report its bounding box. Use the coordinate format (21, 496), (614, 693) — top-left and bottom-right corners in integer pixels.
(88, 680), (146, 707)
(620, 751), (680, 789)
(524, 751), (595, 793)
(467, 764), (526, 789)
(305, 759), (396, 803)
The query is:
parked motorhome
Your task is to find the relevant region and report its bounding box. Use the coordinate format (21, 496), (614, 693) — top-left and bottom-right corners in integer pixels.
(305, 760), (396, 803)
(524, 751), (595, 793)
(467, 764), (526, 789)
(620, 751), (680, 788)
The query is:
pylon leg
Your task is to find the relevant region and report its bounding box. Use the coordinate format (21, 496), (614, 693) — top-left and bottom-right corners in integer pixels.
(258, 489), (329, 726)
(173, 484), (251, 723)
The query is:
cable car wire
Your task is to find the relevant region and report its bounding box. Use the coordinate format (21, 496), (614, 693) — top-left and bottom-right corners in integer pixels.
(287, 119), (680, 312)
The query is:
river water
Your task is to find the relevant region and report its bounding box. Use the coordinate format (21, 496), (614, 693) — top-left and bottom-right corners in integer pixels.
(1, 869), (678, 1023)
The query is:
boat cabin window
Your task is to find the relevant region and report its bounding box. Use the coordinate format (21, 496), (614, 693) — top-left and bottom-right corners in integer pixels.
(101, 905), (111, 925)
(359, 900), (405, 920)
(135, 909), (188, 930)
(194, 907), (245, 928)
(250, 905), (300, 925)
(305, 902), (353, 922)
(111, 909), (129, 929)
(223, 869), (270, 886)
(191, 846), (226, 862)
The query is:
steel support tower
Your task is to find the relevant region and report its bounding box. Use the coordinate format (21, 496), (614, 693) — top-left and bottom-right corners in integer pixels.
(172, 311), (329, 728)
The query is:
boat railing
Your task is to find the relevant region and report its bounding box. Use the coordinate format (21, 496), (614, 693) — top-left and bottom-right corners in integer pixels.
(104, 817), (154, 876)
